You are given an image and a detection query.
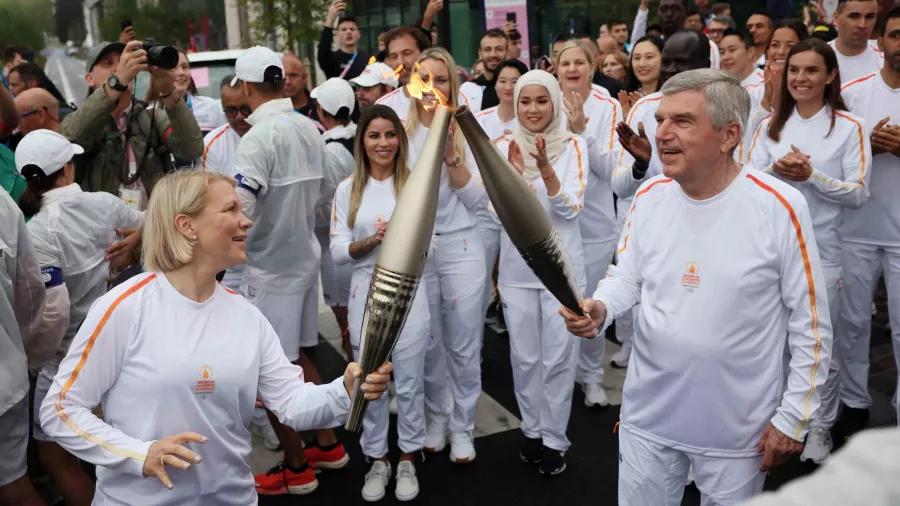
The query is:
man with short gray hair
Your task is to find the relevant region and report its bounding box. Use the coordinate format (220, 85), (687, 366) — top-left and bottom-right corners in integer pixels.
(561, 69), (833, 505)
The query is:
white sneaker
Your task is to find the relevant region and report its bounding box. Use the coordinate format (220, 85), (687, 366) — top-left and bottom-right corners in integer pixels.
(424, 423), (447, 453)
(449, 431), (476, 464)
(583, 382), (609, 408)
(250, 421), (280, 451)
(394, 461), (419, 501)
(611, 341), (632, 369)
(800, 427), (833, 464)
(361, 460), (391, 502)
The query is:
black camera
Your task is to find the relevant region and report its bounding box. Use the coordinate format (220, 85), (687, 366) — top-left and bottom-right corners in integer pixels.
(142, 38), (179, 70)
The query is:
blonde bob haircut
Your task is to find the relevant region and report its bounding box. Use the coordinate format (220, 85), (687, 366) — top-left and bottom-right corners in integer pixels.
(557, 40), (596, 74)
(142, 170), (236, 272)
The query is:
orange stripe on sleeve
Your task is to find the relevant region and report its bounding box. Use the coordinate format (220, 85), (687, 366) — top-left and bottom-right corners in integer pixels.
(746, 114), (774, 161)
(593, 95), (620, 151)
(202, 126), (230, 172)
(746, 174), (822, 439)
(840, 73), (875, 92)
(55, 274), (157, 461)
(834, 112), (867, 186)
(615, 178), (673, 254)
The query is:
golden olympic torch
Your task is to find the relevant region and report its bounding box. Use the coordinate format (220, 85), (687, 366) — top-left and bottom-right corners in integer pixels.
(345, 74), (451, 432)
(454, 106), (590, 328)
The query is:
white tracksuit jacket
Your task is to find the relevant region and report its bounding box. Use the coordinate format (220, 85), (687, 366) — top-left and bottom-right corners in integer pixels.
(594, 168), (832, 455)
(40, 272), (352, 505)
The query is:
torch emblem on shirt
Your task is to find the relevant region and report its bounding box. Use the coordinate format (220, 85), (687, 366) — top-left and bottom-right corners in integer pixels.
(196, 365), (216, 399)
(681, 261), (700, 292)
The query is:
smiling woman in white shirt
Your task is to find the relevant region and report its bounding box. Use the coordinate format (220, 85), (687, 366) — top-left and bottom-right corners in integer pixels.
(493, 69), (587, 476)
(748, 37), (871, 465)
(555, 40), (624, 409)
(39, 170), (391, 505)
(331, 105), (429, 503)
(17, 129), (144, 506)
(403, 47), (488, 464)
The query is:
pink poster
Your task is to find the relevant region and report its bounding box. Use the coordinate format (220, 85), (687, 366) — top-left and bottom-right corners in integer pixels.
(484, 0), (530, 67)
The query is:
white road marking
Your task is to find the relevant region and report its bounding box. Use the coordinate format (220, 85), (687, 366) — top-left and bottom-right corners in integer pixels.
(54, 55), (77, 106)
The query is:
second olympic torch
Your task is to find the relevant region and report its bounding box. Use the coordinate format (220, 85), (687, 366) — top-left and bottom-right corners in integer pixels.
(454, 106), (590, 326)
(345, 105), (451, 432)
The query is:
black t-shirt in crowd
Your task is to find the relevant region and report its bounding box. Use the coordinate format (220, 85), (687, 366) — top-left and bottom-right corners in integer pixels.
(592, 72), (623, 98)
(318, 27), (368, 80)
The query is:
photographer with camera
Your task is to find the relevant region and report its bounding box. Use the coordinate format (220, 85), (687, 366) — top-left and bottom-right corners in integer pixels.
(61, 40), (203, 208)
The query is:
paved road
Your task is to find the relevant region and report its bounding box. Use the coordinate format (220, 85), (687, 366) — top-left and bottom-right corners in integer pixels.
(44, 49), (89, 107)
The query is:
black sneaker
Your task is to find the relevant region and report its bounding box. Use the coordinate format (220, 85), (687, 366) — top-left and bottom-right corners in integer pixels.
(538, 447), (566, 476)
(834, 405), (869, 445)
(519, 437), (543, 465)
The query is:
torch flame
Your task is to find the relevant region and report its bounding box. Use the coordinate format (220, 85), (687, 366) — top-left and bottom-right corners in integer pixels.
(383, 64), (404, 83)
(368, 56), (377, 65)
(405, 63), (451, 112)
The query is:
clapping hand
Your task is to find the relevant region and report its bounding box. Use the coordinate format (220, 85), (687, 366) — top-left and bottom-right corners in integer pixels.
(871, 117), (900, 156)
(508, 139), (525, 175)
(616, 121), (652, 163)
(773, 145), (812, 182)
(563, 91), (589, 135)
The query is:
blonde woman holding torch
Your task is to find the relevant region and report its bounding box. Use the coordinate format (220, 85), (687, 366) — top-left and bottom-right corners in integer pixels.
(39, 171), (391, 505)
(495, 69), (587, 476)
(404, 47), (488, 463)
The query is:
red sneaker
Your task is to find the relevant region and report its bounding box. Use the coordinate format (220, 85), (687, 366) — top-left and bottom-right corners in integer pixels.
(254, 461), (318, 495)
(304, 443), (350, 470)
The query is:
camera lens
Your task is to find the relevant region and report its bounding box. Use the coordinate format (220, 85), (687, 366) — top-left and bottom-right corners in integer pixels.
(147, 45), (179, 70)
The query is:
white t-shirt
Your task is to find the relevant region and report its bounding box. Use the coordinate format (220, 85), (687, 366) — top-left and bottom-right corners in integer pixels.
(40, 272), (351, 506)
(27, 184), (143, 353)
(318, 124), (357, 230)
(492, 136), (587, 289)
(406, 123), (486, 234)
(561, 91), (623, 243)
(459, 82), (484, 114)
(828, 40), (885, 83)
(747, 106), (871, 267)
(595, 168), (832, 456)
(330, 175), (429, 351)
(375, 87), (412, 121)
(233, 98), (326, 294)
(201, 124), (241, 174)
(741, 69), (765, 89)
(841, 71), (900, 246)
(475, 106), (519, 141)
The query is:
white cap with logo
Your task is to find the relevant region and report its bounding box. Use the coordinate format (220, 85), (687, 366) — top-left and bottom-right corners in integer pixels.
(311, 78), (357, 117)
(350, 61), (399, 89)
(15, 129), (84, 181)
(230, 46), (285, 87)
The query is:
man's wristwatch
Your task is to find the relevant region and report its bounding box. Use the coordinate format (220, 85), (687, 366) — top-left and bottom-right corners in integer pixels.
(445, 155), (462, 167)
(107, 75), (128, 92)
(632, 158), (650, 179)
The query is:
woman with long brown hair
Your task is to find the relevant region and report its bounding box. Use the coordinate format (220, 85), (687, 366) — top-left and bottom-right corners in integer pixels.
(748, 37), (872, 464)
(331, 104), (428, 502)
(404, 47), (488, 464)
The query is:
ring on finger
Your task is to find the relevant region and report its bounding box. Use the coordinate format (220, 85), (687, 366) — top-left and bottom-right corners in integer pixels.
(160, 454), (166, 467)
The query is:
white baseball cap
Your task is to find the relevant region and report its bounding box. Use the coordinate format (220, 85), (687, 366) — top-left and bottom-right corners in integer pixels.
(230, 46), (284, 87)
(15, 129), (84, 181)
(311, 78), (356, 117)
(350, 61), (399, 88)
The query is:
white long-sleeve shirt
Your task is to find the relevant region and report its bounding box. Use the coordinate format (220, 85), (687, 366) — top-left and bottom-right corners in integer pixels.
(747, 106), (871, 267)
(233, 98), (325, 294)
(406, 123), (487, 234)
(492, 135), (588, 289)
(561, 92), (623, 243)
(476, 106), (519, 141)
(317, 124), (357, 230)
(0, 189), (45, 416)
(594, 168), (832, 455)
(376, 87), (412, 121)
(840, 71), (900, 247)
(201, 124), (241, 175)
(828, 40), (885, 83)
(40, 272), (351, 506)
(330, 175), (430, 351)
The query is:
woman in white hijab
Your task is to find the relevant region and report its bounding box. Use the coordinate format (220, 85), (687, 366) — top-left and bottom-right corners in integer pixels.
(491, 69), (588, 477)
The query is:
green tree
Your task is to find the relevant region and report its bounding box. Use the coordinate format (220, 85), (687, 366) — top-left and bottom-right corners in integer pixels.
(239, 0), (329, 51)
(99, 0), (204, 49)
(0, 0), (54, 55)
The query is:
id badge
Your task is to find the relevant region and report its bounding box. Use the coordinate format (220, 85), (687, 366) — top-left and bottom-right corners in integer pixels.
(119, 188), (141, 210)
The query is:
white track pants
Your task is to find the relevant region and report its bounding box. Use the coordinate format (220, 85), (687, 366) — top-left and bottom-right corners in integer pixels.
(479, 227), (502, 317)
(501, 284), (580, 451)
(618, 426), (766, 506)
(810, 264), (843, 428)
(578, 238), (617, 384)
(423, 229), (486, 433)
(838, 241), (900, 419)
(348, 270), (429, 457)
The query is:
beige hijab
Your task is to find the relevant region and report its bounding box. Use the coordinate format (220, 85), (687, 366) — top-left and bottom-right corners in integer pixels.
(512, 70), (574, 181)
